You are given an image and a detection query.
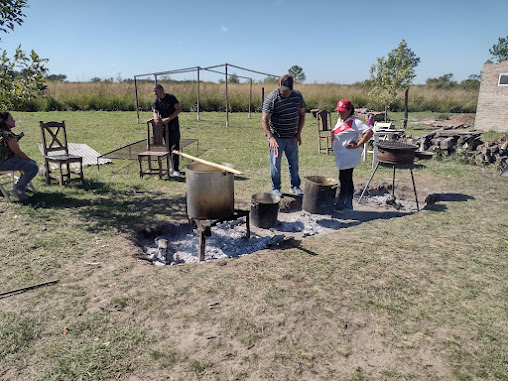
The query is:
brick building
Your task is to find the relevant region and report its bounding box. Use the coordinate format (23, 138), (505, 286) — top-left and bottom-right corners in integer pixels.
(475, 60), (508, 132)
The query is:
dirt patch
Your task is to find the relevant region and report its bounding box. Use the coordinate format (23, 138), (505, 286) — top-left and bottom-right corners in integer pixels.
(422, 114), (475, 128)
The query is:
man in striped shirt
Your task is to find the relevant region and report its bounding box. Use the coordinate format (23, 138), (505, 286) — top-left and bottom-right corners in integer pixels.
(262, 74), (306, 199)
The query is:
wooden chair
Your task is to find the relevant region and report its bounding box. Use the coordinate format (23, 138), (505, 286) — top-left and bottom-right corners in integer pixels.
(317, 109), (333, 154)
(0, 170), (37, 202)
(40, 121), (84, 185)
(137, 119), (171, 179)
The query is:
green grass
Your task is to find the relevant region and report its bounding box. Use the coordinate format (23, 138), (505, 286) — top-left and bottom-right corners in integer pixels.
(0, 111), (506, 380)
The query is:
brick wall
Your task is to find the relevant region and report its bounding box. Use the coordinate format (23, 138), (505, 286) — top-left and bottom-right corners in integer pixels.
(475, 61), (508, 132)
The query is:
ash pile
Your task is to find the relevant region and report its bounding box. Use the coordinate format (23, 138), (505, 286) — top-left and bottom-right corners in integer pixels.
(141, 210), (358, 266)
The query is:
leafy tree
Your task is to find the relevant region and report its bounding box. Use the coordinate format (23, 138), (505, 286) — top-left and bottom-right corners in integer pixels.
(489, 35), (508, 63)
(1, 0), (48, 111)
(426, 73), (457, 88)
(262, 76), (277, 84)
(288, 65), (306, 82)
(459, 73), (481, 90)
(0, 0), (27, 39)
(228, 73), (239, 84)
(368, 39), (420, 112)
(46, 73), (67, 82)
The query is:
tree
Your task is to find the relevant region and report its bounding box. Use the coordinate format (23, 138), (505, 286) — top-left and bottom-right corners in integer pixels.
(460, 73), (481, 90)
(46, 73), (67, 82)
(1, 0), (48, 111)
(489, 35), (508, 63)
(426, 73), (457, 88)
(0, 46), (48, 110)
(368, 39), (420, 120)
(228, 73), (239, 84)
(262, 76), (277, 84)
(288, 65), (306, 82)
(0, 0), (27, 39)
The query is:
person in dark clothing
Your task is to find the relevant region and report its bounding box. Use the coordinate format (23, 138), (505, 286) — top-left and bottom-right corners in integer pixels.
(152, 84), (182, 176)
(0, 112), (39, 201)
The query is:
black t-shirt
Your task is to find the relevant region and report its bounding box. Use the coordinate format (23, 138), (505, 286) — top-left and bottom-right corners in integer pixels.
(153, 93), (180, 128)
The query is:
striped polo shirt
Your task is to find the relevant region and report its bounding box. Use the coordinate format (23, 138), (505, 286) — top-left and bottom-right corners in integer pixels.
(262, 89), (305, 138)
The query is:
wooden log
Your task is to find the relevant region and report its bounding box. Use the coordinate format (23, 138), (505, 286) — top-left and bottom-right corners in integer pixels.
(172, 150), (243, 175)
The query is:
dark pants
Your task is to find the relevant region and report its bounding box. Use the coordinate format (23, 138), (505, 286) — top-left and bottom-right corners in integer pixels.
(164, 125), (180, 172)
(337, 168), (354, 210)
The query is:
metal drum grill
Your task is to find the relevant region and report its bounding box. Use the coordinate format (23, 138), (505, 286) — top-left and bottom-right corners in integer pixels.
(376, 141), (418, 165)
(359, 141), (420, 210)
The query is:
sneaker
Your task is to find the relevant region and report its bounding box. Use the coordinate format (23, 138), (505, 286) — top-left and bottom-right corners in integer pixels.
(9, 188), (29, 201)
(272, 189), (282, 199)
(290, 186), (304, 196)
(171, 170), (180, 177)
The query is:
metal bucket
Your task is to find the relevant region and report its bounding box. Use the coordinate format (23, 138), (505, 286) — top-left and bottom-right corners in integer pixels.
(250, 193), (279, 228)
(186, 163), (234, 219)
(302, 176), (338, 214)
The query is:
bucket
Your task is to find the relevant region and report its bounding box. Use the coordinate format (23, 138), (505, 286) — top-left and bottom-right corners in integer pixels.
(250, 193), (280, 228)
(302, 176), (338, 214)
(186, 163), (234, 219)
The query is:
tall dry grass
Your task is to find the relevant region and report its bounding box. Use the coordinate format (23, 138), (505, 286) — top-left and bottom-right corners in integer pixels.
(19, 81), (479, 113)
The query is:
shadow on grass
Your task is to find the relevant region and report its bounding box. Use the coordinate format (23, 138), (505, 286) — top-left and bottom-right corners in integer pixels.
(423, 192), (475, 212)
(25, 179), (188, 237)
(329, 209), (413, 226)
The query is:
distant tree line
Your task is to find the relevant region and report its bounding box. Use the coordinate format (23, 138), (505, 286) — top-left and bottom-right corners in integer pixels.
(425, 73), (481, 90)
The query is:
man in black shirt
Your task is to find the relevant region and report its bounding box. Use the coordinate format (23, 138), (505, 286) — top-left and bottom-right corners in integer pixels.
(153, 84), (182, 176)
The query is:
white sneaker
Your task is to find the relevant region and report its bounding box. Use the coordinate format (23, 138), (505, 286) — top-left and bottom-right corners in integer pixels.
(171, 170), (180, 177)
(272, 189), (282, 199)
(290, 186), (304, 196)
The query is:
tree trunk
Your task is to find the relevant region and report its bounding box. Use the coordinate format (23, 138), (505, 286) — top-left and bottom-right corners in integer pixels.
(404, 87), (409, 129)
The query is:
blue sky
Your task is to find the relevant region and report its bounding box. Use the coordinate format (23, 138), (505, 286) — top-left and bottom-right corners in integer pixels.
(1, 0), (507, 84)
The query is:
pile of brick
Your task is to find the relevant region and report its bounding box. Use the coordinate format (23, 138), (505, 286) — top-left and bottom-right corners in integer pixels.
(408, 127), (508, 171)
(473, 134), (508, 168)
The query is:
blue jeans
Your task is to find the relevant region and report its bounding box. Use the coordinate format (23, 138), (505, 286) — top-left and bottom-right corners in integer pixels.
(0, 157), (39, 192)
(269, 136), (301, 191)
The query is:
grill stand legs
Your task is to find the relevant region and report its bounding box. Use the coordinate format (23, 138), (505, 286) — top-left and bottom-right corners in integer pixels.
(409, 167), (419, 211)
(191, 210), (250, 262)
(358, 164), (419, 211)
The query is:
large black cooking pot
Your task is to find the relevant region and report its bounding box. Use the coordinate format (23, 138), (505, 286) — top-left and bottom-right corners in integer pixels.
(377, 141), (418, 165)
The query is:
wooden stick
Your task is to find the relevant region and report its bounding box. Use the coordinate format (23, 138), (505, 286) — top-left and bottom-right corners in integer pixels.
(0, 279), (59, 298)
(172, 150), (243, 175)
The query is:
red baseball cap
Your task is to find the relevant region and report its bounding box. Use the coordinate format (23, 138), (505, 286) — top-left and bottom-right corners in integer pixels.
(334, 99), (353, 112)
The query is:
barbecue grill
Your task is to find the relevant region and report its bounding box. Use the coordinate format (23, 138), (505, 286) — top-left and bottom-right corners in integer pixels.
(376, 141), (418, 165)
(358, 141), (420, 210)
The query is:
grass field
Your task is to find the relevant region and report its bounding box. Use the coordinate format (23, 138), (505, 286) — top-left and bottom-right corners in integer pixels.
(1, 111), (507, 380)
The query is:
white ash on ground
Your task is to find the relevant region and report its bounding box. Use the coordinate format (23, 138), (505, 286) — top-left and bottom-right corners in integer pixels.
(142, 193), (416, 266)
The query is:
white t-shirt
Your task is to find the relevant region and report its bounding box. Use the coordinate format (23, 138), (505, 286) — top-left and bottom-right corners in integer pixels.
(332, 115), (371, 170)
